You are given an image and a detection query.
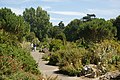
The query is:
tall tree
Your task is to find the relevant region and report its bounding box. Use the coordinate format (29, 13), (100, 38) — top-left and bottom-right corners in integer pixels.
(113, 15), (120, 40)
(58, 21), (65, 29)
(23, 7), (52, 41)
(0, 8), (30, 42)
(64, 19), (82, 41)
(78, 18), (116, 43)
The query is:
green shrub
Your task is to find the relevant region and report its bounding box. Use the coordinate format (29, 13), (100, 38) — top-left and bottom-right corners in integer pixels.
(59, 63), (82, 76)
(81, 50), (100, 65)
(82, 40), (120, 71)
(9, 71), (42, 80)
(42, 53), (51, 61)
(49, 39), (64, 52)
(58, 48), (86, 76)
(0, 43), (40, 79)
(0, 31), (20, 47)
(48, 52), (60, 65)
(48, 46), (86, 76)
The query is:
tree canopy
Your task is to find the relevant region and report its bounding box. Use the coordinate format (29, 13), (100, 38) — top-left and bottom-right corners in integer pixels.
(23, 7), (52, 41)
(64, 18), (117, 43)
(77, 18), (116, 43)
(113, 15), (120, 40)
(64, 19), (82, 41)
(0, 7), (30, 42)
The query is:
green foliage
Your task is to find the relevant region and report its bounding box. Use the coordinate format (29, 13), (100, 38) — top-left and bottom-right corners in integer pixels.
(64, 19), (82, 41)
(42, 53), (51, 61)
(82, 40), (120, 71)
(48, 39), (120, 76)
(49, 39), (64, 52)
(82, 50), (100, 65)
(48, 26), (61, 38)
(0, 43), (40, 74)
(113, 15), (120, 40)
(48, 25), (66, 42)
(48, 42), (87, 76)
(58, 21), (65, 29)
(55, 32), (66, 42)
(23, 7), (52, 41)
(0, 8), (30, 42)
(58, 48), (86, 76)
(48, 52), (60, 65)
(78, 18), (116, 43)
(9, 71), (42, 80)
(1, 6), (120, 78)
(0, 12), (40, 78)
(26, 32), (36, 42)
(0, 30), (19, 46)
(64, 18), (116, 43)
(0, 43), (41, 79)
(48, 42), (78, 66)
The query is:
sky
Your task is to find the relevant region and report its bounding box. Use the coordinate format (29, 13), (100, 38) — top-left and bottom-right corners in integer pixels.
(0, 0), (120, 25)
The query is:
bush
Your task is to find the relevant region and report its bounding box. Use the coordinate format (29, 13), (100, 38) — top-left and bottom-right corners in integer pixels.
(49, 39), (64, 52)
(0, 43), (40, 79)
(48, 52), (61, 65)
(58, 48), (86, 76)
(48, 45), (87, 76)
(9, 71), (43, 80)
(42, 53), (51, 61)
(82, 40), (120, 71)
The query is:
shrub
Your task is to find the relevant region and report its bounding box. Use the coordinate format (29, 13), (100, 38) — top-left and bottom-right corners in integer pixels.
(42, 53), (51, 61)
(49, 39), (64, 52)
(0, 43), (40, 79)
(48, 45), (87, 76)
(58, 48), (86, 76)
(48, 52), (61, 65)
(82, 40), (120, 71)
(9, 71), (43, 80)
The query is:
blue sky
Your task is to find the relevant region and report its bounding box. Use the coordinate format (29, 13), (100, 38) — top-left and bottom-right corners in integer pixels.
(0, 0), (120, 25)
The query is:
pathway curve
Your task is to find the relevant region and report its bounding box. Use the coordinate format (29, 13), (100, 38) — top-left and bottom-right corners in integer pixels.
(31, 51), (98, 80)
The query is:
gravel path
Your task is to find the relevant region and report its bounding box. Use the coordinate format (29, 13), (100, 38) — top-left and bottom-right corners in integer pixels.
(31, 51), (98, 80)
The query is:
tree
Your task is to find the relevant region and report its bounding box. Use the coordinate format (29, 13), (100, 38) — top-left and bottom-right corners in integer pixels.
(23, 7), (52, 41)
(58, 21), (65, 29)
(78, 18), (116, 43)
(64, 19), (82, 41)
(0, 8), (30, 42)
(82, 14), (96, 22)
(26, 32), (36, 42)
(113, 15), (120, 40)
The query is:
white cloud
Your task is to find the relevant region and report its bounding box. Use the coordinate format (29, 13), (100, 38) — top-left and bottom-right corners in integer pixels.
(87, 9), (119, 15)
(42, 6), (51, 10)
(41, 0), (94, 2)
(109, 0), (120, 1)
(0, 0), (34, 4)
(41, 0), (62, 2)
(10, 8), (23, 15)
(41, 0), (71, 2)
(109, 0), (120, 8)
(48, 11), (86, 16)
(0, 6), (23, 15)
(50, 18), (63, 21)
(87, 9), (120, 19)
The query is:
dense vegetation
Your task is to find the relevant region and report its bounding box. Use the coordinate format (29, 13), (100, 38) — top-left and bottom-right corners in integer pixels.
(23, 7), (52, 41)
(0, 8), (41, 79)
(0, 6), (120, 79)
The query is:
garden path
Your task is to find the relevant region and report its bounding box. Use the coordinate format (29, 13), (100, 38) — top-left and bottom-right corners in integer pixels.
(31, 51), (98, 80)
